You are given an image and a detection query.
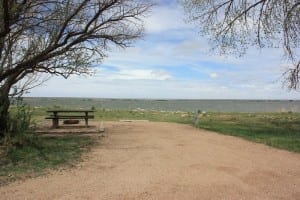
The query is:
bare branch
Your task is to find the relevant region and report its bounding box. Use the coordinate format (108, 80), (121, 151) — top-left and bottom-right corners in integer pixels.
(183, 0), (300, 89)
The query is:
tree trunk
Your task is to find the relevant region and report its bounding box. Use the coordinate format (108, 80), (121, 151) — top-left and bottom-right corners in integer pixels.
(0, 86), (10, 138)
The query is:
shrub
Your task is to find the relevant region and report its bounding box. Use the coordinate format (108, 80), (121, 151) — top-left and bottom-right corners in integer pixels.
(4, 98), (36, 148)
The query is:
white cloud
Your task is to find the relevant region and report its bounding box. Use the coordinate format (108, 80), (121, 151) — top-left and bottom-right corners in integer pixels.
(28, 74), (300, 99)
(98, 69), (172, 81)
(144, 4), (190, 34)
(210, 73), (219, 79)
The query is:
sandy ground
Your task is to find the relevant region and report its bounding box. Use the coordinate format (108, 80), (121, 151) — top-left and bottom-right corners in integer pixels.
(0, 121), (299, 200)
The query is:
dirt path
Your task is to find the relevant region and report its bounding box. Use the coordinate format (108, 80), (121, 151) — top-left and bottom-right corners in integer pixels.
(0, 121), (299, 200)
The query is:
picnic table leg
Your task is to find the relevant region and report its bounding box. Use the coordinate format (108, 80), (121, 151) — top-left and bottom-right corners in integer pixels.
(52, 111), (59, 128)
(52, 118), (59, 128)
(85, 111), (88, 127)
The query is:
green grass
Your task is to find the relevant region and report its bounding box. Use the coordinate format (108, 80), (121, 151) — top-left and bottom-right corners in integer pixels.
(32, 107), (300, 152)
(0, 135), (94, 186)
(29, 107), (194, 124)
(198, 112), (300, 153)
(95, 109), (194, 124)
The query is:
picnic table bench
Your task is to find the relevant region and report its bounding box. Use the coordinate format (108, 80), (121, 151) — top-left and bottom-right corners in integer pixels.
(45, 110), (94, 128)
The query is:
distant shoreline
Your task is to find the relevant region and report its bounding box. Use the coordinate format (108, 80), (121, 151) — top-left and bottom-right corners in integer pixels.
(23, 96), (300, 101)
(19, 97), (300, 113)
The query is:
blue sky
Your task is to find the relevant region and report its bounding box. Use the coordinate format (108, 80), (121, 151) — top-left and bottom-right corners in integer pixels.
(28, 1), (300, 99)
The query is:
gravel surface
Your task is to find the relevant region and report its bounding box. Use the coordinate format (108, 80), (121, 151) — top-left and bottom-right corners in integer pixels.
(0, 121), (299, 200)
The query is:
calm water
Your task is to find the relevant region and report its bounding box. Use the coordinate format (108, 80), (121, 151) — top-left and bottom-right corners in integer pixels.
(22, 97), (300, 113)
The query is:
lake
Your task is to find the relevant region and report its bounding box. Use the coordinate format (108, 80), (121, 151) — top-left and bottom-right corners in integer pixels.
(21, 97), (300, 113)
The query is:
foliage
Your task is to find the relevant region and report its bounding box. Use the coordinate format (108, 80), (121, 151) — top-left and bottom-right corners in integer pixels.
(182, 0), (300, 89)
(8, 98), (33, 134)
(99, 109), (194, 123)
(2, 98), (35, 148)
(0, 136), (94, 186)
(198, 112), (300, 152)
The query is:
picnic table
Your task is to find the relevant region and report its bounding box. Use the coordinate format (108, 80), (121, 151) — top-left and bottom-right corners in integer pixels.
(45, 110), (94, 128)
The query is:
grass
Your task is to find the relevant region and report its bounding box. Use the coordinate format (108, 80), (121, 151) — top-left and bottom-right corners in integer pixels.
(95, 109), (194, 124)
(31, 107), (300, 152)
(30, 107), (195, 124)
(0, 135), (94, 186)
(91, 110), (300, 154)
(198, 112), (300, 153)
(92, 109), (300, 153)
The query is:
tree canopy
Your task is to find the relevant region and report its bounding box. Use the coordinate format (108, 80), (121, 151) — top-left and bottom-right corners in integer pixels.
(0, 0), (151, 136)
(182, 0), (300, 89)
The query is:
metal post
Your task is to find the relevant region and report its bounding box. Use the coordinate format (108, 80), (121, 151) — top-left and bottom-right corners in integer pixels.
(194, 110), (201, 126)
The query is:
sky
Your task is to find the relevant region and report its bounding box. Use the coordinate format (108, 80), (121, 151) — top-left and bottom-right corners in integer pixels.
(28, 1), (300, 99)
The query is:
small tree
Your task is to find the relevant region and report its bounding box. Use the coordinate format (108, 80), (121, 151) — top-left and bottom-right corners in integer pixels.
(0, 0), (151, 137)
(182, 0), (299, 89)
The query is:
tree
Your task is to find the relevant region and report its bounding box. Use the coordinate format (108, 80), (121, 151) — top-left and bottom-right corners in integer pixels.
(182, 0), (300, 89)
(0, 0), (151, 137)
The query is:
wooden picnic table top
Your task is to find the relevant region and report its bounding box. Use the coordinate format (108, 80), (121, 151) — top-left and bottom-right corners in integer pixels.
(46, 110), (94, 113)
(46, 110), (94, 128)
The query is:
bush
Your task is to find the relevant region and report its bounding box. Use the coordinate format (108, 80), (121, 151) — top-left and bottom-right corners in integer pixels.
(4, 98), (36, 148)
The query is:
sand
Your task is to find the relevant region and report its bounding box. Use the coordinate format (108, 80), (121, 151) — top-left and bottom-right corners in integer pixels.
(0, 121), (299, 200)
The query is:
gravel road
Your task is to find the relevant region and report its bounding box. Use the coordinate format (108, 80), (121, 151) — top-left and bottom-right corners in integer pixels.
(0, 121), (299, 200)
